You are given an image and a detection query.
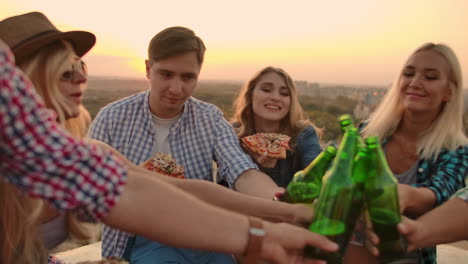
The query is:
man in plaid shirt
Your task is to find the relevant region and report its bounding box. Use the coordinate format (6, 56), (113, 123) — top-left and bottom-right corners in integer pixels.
(88, 27), (287, 263)
(398, 187), (468, 251)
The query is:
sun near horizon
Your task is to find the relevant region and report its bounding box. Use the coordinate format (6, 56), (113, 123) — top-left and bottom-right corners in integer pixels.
(1, 0), (468, 87)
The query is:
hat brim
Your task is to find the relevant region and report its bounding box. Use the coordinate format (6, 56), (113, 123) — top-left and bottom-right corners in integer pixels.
(13, 30), (96, 65)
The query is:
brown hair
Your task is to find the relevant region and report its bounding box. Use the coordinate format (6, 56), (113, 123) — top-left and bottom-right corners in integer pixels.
(148, 26), (206, 65)
(232, 66), (322, 145)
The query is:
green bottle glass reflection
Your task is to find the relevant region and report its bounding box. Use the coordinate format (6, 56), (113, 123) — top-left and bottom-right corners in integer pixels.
(346, 146), (370, 236)
(304, 127), (360, 263)
(365, 136), (407, 261)
(338, 114), (365, 148)
(338, 114), (354, 132)
(280, 146), (337, 203)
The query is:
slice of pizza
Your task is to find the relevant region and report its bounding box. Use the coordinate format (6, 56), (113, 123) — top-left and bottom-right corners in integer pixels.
(242, 133), (267, 155)
(241, 133), (290, 159)
(140, 153), (185, 179)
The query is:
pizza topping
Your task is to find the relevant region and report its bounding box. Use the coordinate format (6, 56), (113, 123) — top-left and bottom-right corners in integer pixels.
(141, 153), (185, 179)
(241, 133), (290, 159)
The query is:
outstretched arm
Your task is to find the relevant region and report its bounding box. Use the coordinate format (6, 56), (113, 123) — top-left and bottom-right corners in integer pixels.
(103, 167), (337, 263)
(88, 139), (313, 226)
(158, 171), (312, 225)
(398, 195), (468, 251)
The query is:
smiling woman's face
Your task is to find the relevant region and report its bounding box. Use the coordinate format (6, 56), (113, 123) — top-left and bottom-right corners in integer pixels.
(400, 49), (452, 116)
(251, 72), (291, 125)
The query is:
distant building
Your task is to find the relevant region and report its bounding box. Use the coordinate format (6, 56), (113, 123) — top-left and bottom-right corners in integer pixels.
(353, 89), (386, 120)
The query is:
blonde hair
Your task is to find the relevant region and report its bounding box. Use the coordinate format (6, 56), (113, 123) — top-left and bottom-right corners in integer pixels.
(1, 40), (91, 264)
(362, 43), (467, 159)
(65, 105), (92, 137)
(0, 183), (47, 264)
(232, 66), (322, 146)
(19, 40), (76, 125)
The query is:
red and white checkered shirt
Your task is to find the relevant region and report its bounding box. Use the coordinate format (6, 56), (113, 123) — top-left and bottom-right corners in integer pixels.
(0, 46), (128, 263)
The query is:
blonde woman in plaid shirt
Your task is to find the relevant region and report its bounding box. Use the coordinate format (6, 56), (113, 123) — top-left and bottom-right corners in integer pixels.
(346, 43), (468, 264)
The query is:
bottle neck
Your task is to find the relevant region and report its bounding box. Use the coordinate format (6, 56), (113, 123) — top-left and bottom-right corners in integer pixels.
(368, 144), (397, 182)
(327, 132), (357, 178)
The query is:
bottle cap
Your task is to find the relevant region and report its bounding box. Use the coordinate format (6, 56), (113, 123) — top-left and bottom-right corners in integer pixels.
(325, 145), (337, 156)
(338, 114), (353, 128)
(365, 136), (379, 145)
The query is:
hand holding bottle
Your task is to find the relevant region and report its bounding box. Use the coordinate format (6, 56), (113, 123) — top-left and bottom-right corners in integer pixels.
(261, 221), (338, 264)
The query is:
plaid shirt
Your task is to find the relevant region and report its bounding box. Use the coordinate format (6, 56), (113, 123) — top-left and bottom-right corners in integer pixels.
(454, 187), (468, 202)
(381, 138), (468, 264)
(0, 47), (127, 264)
(87, 90), (258, 258)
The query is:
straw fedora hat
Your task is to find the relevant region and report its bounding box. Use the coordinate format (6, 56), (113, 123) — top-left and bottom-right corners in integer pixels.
(0, 11), (95, 65)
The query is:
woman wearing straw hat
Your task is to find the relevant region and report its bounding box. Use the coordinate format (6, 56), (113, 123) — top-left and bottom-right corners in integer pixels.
(0, 13), (338, 264)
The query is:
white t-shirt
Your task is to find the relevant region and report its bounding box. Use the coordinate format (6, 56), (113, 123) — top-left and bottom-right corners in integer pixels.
(151, 112), (181, 155)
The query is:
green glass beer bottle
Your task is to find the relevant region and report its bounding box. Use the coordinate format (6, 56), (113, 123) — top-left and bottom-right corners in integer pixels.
(338, 114), (354, 132)
(365, 136), (407, 261)
(346, 146), (370, 235)
(280, 145), (337, 203)
(338, 114), (365, 148)
(304, 127), (360, 263)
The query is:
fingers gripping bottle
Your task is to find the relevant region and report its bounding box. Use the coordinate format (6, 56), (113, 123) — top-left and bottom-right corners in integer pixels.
(338, 114), (365, 148)
(279, 145), (337, 204)
(304, 127), (362, 263)
(365, 136), (407, 261)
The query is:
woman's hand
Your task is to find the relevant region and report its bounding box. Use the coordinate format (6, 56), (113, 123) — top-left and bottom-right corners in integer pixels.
(364, 216), (381, 257)
(398, 183), (412, 213)
(398, 184), (436, 216)
(397, 216), (424, 252)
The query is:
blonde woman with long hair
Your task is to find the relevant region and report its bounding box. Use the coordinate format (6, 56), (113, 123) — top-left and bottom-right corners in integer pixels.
(0, 12), (96, 263)
(346, 43), (468, 264)
(22, 41), (93, 248)
(231, 66), (323, 187)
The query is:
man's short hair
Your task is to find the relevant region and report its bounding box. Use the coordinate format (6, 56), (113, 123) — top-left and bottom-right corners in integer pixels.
(148, 26), (206, 65)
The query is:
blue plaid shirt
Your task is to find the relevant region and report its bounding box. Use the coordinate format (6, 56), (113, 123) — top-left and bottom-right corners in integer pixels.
(414, 145), (467, 264)
(381, 138), (468, 264)
(87, 90), (258, 258)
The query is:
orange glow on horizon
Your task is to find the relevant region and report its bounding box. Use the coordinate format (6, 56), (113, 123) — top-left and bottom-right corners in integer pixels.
(1, 0), (468, 86)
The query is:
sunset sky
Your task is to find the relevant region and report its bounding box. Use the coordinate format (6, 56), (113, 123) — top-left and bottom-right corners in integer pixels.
(2, 0), (468, 86)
